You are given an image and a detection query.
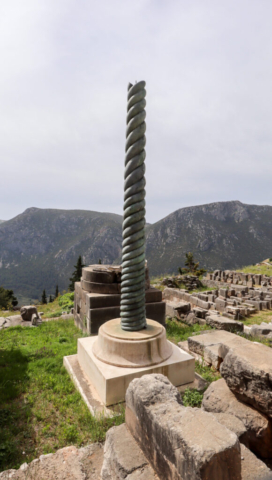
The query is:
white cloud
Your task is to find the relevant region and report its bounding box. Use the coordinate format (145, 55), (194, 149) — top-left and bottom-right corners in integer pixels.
(0, 0), (272, 222)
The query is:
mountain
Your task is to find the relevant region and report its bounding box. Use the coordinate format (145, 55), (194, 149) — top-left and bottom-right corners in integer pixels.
(0, 208), (123, 303)
(0, 201), (272, 303)
(0, 220), (5, 224)
(146, 201), (272, 275)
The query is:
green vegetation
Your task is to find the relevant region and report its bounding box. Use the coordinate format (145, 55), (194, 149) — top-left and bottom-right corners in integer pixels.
(69, 255), (85, 291)
(238, 264), (272, 276)
(242, 309), (272, 327)
(165, 318), (212, 345)
(195, 360), (221, 383)
(41, 289), (47, 305)
(178, 252), (207, 277)
(58, 292), (74, 311)
(0, 286), (18, 310)
(0, 319), (124, 471)
(182, 388), (204, 408)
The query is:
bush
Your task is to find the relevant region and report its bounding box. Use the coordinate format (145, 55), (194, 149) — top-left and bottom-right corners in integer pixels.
(58, 292), (74, 310)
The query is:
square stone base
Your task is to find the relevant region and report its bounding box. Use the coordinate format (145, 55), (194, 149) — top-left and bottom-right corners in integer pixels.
(64, 336), (195, 407)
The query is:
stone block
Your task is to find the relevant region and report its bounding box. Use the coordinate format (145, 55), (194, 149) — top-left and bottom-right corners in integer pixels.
(0, 444), (104, 480)
(165, 300), (190, 318)
(77, 301), (166, 335)
(125, 374), (241, 480)
(76, 338), (194, 406)
(244, 299), (262, 310)
(84, 287), (162, 310)
(206, 314), (243, 332)
(203, 344), (222, 369)
(251, 323), (272, 337)
(101, 423), (157, 480)
(202, 378), (272, 458)
(219, 341), (272, 419)
(215, 297), (227, 312)
(240, 444), (272, 480)
(81, 279), (120, 294)
(20, 305), (38, 321)
(219, 288), (228, 298)
(187, 330), (247, 357)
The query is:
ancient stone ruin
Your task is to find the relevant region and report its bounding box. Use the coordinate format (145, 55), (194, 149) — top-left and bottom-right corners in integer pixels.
(73, 264), (165, 334)
(163, 280), (272, 339)
(206, 269), (272, 288)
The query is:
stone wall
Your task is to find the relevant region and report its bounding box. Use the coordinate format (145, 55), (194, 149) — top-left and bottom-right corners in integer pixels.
(205, 269), (272, 288)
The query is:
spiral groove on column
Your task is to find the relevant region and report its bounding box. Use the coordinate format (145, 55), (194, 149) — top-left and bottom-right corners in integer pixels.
(120, 81), (147, 331)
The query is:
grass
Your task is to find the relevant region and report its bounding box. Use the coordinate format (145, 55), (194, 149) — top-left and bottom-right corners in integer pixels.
(0, 319), (124, 471)
(238, 264), (272, 276)
(242, 309), (272, 326)
(1, 295), (73, 320)
(165, 318), (212, 345)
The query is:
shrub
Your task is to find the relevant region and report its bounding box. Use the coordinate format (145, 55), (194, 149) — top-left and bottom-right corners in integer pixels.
(58, 292), (74, 310)
(182, 388), (203, 408)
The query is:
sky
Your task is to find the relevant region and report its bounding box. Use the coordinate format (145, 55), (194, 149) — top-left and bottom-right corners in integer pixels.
(1, 0), (272, 224)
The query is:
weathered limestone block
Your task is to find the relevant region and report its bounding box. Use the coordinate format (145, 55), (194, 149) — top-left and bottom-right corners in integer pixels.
(165, 300), (190, 318)
(126, 374), (241, 480)
(240, 444), (272, 480)
(187, 330), (247, 357)
(101, 423), (157, 480)
(219, 342), (272, 419)
(0, 444), (104, 480)
(251, 323), (272, 337)
(20, 305), (38, 321)
(203, 344), (222, 369)
(206, 314), (243, 332)
(215, 297), (227, 312)
(202, 379), (272, 458)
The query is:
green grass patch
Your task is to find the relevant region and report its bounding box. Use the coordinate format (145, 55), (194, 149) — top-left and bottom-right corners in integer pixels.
(242, 309), (272, 326)
(238, 264), (272, 276)
(165, 318), (212, 345)
(195, 360), (221, 383)
(0, 319), (124, 471)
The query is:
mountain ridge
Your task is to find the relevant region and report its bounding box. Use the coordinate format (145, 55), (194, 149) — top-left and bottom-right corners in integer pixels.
(0, 201), (272, 303)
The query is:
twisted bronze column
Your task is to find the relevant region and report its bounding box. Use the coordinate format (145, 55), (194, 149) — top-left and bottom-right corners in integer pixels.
(120, 81), (147, 331)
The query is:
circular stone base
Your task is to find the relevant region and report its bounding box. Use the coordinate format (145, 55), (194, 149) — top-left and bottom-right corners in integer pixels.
(92, 318), (173, 368)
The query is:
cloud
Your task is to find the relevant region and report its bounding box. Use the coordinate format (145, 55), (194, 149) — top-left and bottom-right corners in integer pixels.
(0, 0), (272, 222)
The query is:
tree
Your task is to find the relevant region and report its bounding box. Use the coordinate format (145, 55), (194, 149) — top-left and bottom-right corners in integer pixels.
(0, 286), (18, 309)
(98, 258), (102, 264)
(49, 295), (53, 303)
(69, 255), (85, 291)
(178, 252), (206, 277)
(55, 285), (59, 298)
(41, 289), (47, 304)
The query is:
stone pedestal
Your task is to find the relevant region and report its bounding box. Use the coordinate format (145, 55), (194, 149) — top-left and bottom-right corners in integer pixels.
(64, 318), (195, 407)
(74, 265), (165, 334)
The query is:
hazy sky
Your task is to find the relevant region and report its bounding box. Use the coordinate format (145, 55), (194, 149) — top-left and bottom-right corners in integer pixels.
(1, 0), (272, 223)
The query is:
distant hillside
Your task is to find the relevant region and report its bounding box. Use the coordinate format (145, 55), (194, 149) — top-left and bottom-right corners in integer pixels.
(0, 208), (123, 302)
(0, 201), (272, 303)
(0, 220), (5, 224)
(146, 201), (272, 275)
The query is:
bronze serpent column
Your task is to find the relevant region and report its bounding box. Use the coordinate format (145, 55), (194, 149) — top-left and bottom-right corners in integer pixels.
(120, 81), (147, 331)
